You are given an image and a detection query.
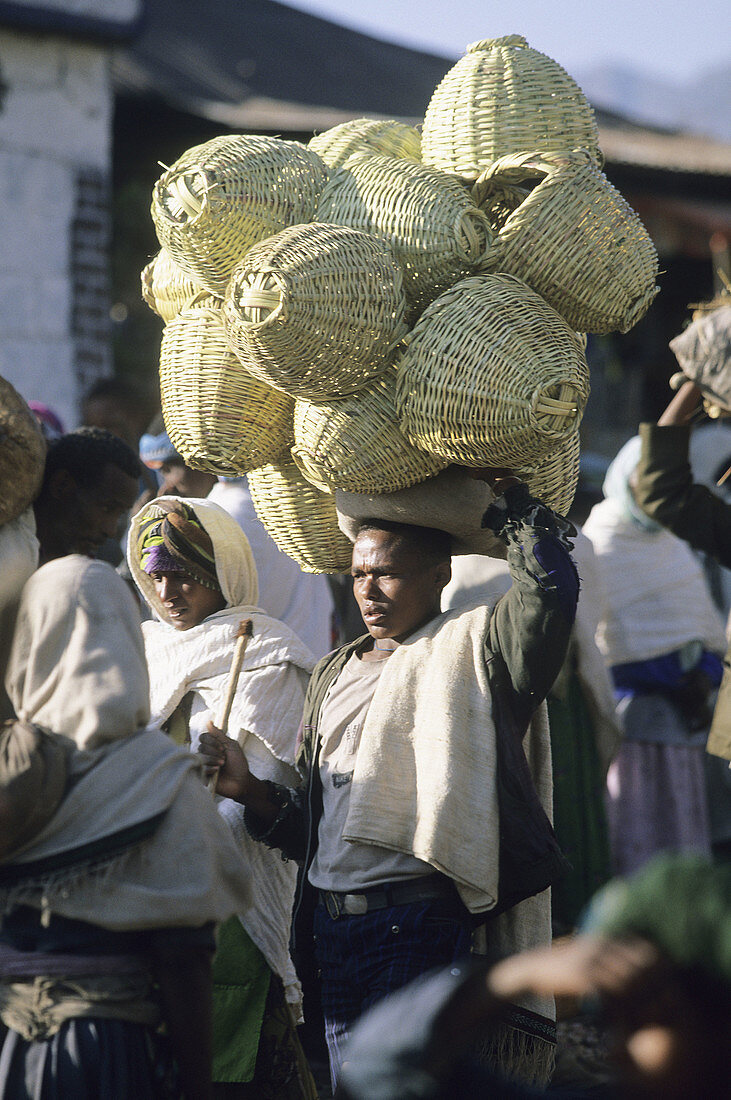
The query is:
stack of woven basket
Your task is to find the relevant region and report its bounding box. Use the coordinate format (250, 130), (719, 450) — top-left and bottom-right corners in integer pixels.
(142, 35), (659, 572)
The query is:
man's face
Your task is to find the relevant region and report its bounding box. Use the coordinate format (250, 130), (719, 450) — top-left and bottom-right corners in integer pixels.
(83, 397), (144, 450)
(49, 462), (139, 558)
(158, 461), (217, 498)
(149, 570), (226, 630)
(351, 529), (451, 642)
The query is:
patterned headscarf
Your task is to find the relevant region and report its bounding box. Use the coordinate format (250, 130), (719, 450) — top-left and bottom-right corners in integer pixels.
(137, 500), (221, 592)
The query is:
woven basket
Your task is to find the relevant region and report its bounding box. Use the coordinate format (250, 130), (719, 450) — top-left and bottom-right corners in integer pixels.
(159, 301), (294, 477)
(308, 118), (422, 170)
(248, 455), (354, 574)
(314, 154), (494, 318)
(292, 369), (447, 494)
(474, 150), (659, 334)
(421, 36), (601, 179)
(0, 376), (46, 526)
(518, 429), (581, 517)
(151, 134), (329, 296)
(395, 273), (589, 468)
(222, 222), (408, 400)
(141, 249), (211, 322)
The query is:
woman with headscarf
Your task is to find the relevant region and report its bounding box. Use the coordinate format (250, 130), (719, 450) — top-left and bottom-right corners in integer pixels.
(0, 554), (253, 1099)
(127, 496), (318, 1100)
(583, 436), (727, 874)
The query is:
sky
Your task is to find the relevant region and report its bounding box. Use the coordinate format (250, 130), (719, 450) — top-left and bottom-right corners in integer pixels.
(281, 0), (730, 83)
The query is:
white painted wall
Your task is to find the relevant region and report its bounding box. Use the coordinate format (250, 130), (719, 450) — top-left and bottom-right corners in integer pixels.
(0, 22), (119, 429)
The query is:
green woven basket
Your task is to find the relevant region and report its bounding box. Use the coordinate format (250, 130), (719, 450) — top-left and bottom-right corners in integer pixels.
(395, 273), (589, 468)
(309, 118), (422, 170)
(421, 36), (601, 180)
(475, 150), (659, 333)
(159, 301), (294, 477)
(223, 222), (408, 400)
(151, 134), (329, 296)
(314, 153), (494, 318)
(248, 455), (354, 574)
(292, 369), (446, 494)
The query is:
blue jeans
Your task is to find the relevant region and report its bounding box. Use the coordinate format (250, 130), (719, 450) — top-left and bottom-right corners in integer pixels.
(313, 896), (473, 1087)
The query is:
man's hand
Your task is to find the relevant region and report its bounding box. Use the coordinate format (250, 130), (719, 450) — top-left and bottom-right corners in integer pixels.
(487, 934), (663, 1005)
(658, 380), (703, 426)
(199, 722), (251, 802)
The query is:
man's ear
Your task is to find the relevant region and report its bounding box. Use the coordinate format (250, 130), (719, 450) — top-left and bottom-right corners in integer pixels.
(47, 468), (78, 502)
(435, 559), (452, 593)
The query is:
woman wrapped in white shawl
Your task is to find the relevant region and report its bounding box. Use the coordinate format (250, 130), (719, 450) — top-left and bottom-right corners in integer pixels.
(127, 496), (318, 1098)
(1, 554), (253, 1099)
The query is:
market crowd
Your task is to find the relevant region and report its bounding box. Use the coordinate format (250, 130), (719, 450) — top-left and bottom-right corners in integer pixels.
(1, 307), (730, 1100)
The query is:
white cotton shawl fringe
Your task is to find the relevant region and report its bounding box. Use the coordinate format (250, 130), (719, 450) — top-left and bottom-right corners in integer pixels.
(0, 728), (254, 930)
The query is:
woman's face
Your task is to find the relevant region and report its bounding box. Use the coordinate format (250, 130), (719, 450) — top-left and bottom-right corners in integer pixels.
(150, 570), (226, 630)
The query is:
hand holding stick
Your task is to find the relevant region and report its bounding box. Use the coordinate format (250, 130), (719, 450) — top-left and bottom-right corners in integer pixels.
(207, 619), (253, 793)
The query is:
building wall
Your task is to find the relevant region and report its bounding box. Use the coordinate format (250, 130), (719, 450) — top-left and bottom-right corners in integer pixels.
(0, 14), (127, 429)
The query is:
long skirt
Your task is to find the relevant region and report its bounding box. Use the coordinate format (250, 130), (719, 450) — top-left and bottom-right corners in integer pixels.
(606, 697), (712, 877)
(0, 1018), (174, 1099)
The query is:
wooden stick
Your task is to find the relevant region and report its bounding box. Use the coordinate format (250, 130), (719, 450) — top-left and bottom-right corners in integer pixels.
(207, 619), (253, 792)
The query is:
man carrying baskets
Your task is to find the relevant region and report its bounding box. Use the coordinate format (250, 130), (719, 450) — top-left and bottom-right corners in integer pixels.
(200, 472), (579, 1090)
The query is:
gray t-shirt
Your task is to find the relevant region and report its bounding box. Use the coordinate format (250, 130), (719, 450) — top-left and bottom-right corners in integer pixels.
(308, 651), (434, 892)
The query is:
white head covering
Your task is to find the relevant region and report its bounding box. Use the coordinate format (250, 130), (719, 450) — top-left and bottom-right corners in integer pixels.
(6, 555), (150, 749)
(127, 496), (259, 622)
(1, 553), (253, 931)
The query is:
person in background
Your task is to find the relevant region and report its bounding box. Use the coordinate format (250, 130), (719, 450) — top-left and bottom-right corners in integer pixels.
(139, 424), (335, 659)
(0, 555), (253, 1099)
(139, 420), (217, 499)
(82, 377), (155, 454)
(27, 401), (65, 444)
(632, 304), (731, 861)
(583, 436), (726, 874)
(32, 427), (141, 567)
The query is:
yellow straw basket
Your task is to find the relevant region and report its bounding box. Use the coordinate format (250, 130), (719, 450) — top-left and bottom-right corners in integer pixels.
(421, 36), (601, 180)
(308, 118), (422, 170)
(291, 369), (447, 494)
(141, 249), (210, 322)
(0, 376), (46, 526)
(159, 301), (294, 477)
(151, 134), (329, 296)
(248, 455), (354, 574)
(314, 154), (494, 318)
(395, 273), (590, 468)
(518, 429), (581, 517)
(222, 222), (408, 400)
(474, 150), (660, 334)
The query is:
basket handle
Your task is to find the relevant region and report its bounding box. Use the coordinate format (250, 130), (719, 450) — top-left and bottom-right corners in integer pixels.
(291, 446), (334, 495)
(163, 170), (205, 223)
(467, 35), (528, 53)
(233, 271), (284, 325)
(473, 148), (594, 198)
